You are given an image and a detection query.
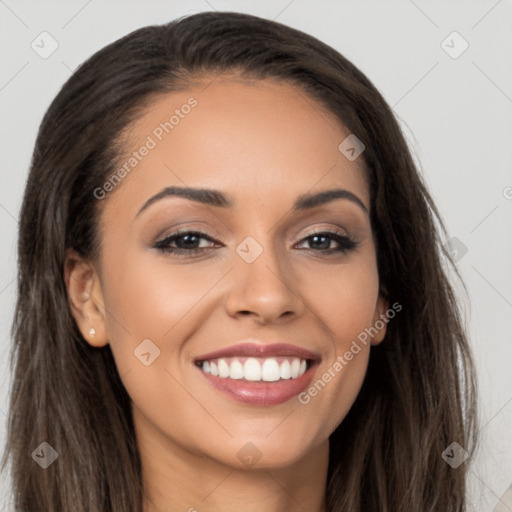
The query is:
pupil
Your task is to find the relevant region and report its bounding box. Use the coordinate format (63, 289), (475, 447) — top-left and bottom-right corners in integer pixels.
(311, 235), (329, 249)
(179, 235), (198, 248)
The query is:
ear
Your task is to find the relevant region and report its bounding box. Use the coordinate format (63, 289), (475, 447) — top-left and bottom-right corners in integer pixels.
(64, 248), (108, 347)
(370, 287), (389, 346)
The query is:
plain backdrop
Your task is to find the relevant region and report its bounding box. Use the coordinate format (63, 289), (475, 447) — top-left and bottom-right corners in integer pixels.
(0, 1), (511, 510)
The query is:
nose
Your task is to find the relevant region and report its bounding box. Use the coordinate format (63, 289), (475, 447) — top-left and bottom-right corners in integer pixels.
(224, 239), (305, 325)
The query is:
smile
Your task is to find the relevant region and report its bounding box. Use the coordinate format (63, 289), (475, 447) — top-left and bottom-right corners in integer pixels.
(194, 342), (320, 406)
(197, 356), (309, 381)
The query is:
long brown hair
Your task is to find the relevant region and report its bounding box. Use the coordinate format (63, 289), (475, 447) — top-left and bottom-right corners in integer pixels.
(2, 11), (477, 511)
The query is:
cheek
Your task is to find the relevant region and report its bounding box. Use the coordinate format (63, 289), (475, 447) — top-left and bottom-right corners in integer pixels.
(100, 251), (214, 344)
(301, 257), (380, 344)
(98, 250), (240, 393)
(294, 259), (379, 430)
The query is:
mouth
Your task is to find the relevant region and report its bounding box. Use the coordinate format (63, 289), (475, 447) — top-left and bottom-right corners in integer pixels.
(194, 342), (320, 406)
(196, 356), (312, 381)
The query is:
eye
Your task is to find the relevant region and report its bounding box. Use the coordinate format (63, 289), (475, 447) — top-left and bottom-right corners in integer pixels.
(295, 229), (359, 254)
(153, 229), (220, 256)
(153, 228), (359, 257)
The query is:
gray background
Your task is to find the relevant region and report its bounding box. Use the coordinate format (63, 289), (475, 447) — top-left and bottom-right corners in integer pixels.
(1, 1), (511, 510)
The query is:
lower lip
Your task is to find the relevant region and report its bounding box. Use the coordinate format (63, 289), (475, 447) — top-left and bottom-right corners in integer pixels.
(198, 364), (317, 406)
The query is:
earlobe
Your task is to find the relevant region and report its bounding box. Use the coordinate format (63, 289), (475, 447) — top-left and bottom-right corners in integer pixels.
(371, 291), (389, 346)
(64, 248), (109, 347)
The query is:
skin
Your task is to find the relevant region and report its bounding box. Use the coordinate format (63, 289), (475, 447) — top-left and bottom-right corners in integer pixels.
(65, 77), (388, 512)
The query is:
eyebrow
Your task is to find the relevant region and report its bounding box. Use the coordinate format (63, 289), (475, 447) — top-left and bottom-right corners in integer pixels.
(135, 185), (368, 218)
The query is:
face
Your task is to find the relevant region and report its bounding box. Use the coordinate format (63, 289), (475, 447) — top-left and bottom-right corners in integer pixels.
(66, 76), (388, 472)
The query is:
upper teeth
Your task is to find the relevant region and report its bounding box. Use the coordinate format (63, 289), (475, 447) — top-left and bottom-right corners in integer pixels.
(200, 357), (308, 382)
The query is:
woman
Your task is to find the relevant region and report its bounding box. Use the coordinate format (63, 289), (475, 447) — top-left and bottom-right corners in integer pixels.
(1, 11), (477, 512)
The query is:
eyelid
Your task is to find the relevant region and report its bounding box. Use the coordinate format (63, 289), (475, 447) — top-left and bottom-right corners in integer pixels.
(298, 225), (348, 238)
(154, 223), (222, 242)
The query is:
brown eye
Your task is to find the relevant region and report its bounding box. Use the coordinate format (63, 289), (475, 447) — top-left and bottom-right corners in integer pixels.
(154, 229), (220, 256)
(296, 230), (358, 253)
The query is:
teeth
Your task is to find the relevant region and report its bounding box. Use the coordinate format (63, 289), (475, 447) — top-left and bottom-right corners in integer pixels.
(280, 359), (291, 379)
(200, 356), (309, 381)
(261, 358), (280, 381)
(244, 358), (261, 381)
(229, 360), (244, 379)
(218, 358), (230, 378)
(291, 358), (300, 378)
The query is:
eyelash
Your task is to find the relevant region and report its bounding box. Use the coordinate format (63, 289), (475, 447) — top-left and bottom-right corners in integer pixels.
(153, 228), (359, 257)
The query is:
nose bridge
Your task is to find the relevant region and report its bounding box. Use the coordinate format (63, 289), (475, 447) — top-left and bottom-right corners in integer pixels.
(225, 233), (302, 321)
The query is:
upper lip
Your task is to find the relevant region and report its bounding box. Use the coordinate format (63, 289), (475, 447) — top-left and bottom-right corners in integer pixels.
(195, 341), (321, 362)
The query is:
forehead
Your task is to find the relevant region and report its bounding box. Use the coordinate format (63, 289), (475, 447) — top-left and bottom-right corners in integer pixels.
(100, 77), (369, 222)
